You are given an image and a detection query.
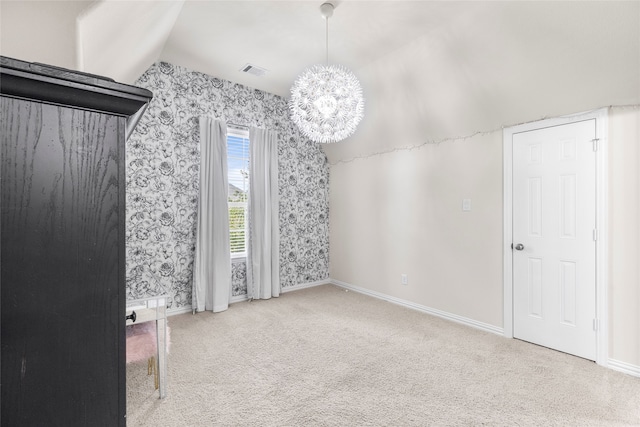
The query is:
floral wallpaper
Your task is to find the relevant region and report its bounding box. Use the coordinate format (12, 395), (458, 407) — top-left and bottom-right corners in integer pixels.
(231, 259), (247, 297)
(125, 62), (329, 310)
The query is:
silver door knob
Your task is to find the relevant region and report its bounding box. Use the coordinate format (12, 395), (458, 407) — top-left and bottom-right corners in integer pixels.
(514, 243), (524, 251)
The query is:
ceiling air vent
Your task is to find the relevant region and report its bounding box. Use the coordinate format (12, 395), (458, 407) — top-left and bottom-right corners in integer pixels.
(240, 63), (268, 77)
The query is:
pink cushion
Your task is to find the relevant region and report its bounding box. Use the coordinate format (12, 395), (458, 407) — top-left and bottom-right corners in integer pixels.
(126, 322), (171, 364)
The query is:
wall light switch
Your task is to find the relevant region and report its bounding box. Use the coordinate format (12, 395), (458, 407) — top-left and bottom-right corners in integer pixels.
(401, 274), (408, 285)
(462, 199), (472, 212)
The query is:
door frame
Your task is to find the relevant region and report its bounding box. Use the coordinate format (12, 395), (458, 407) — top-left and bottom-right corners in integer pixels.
(503, 108), (608, 366)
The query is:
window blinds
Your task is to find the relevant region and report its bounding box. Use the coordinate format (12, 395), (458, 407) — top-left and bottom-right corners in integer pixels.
(227, 130), (250, 257)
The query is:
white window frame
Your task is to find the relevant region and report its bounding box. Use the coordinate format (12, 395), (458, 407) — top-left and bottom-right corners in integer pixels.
(227, 128), (250, 259)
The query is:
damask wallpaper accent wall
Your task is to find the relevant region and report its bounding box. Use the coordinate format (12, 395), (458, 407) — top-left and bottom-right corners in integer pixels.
(125, 62), (329, 310)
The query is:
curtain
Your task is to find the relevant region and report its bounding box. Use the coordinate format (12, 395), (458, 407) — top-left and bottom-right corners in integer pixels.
(192, 117), (231, 313)
(247, 127), (280, 300)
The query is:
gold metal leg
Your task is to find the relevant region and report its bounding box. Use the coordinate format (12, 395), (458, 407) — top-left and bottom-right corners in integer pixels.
(147, 356), (155, 376)
(146, 356), (159, 390)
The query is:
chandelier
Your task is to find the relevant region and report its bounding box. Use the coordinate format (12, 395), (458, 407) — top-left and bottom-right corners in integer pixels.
(289, 2), (364, 144)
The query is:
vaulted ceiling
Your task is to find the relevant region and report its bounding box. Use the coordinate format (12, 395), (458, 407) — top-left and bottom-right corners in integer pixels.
(2, 1), (639, 162)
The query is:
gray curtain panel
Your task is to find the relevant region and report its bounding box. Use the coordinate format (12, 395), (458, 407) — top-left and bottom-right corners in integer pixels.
(192, 117), (231, 312)
(247, 127), (280, 300)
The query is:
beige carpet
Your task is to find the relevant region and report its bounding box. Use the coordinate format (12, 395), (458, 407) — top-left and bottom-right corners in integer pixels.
(127, 284), (640, 426)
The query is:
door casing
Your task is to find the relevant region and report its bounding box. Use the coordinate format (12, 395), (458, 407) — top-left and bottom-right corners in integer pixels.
(503, 108), (608, 366)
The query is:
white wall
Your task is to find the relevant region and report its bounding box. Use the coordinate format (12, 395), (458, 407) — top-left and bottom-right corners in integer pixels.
(330, 107), (640, 368)
(330, 132), (504, 327)
(0, 1), (91, 69)
(76, 1), (183, 83)
(608, 108), (640, 366)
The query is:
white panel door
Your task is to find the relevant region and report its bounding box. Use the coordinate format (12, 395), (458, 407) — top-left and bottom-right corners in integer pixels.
(512, 119), (596, 360)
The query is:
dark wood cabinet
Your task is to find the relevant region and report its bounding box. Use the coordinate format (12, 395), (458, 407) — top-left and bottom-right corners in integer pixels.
(1, 56), (152, 426)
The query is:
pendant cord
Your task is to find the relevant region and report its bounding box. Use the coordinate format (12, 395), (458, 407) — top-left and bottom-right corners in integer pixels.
(325, 16), (329, 66)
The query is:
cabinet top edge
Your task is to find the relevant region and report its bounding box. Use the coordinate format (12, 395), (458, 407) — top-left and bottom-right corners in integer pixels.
(0, 56), (153, 101)
(1, 56), (153, 118)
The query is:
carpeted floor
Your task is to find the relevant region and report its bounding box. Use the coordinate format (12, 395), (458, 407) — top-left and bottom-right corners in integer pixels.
(126, 284), (640, 426)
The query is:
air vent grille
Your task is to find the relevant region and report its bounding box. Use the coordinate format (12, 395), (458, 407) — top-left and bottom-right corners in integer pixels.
(240, 63), (268, 77)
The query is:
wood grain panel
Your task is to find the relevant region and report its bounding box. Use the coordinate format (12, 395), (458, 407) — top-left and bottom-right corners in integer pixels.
(1, 97), (124, 426)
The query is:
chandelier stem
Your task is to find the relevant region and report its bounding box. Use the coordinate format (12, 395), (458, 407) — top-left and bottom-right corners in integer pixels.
(325, 13), (329, 66)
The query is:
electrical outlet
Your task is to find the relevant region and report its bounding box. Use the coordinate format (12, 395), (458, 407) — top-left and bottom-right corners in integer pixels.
(401, 274), (408, 285)
(462, 199), (472, 211)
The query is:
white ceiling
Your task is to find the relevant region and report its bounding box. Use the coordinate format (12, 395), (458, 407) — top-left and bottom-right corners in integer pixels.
(3, 1), (639, 162)
(160, 0), (479, 97)
(75, 0), (489, 97)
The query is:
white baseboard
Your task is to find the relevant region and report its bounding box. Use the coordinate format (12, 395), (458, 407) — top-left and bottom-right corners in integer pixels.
(281, 278), (331, 293)
(230, 294), (249, 304)
(174, 279), (331, 313)
(167, 306), (193, 316)
(330, 279), (504, 336)
(233, 279), (330, 301)
(608, 358), (640, 378)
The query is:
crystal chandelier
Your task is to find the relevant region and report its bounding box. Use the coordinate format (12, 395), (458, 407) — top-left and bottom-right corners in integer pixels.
(289, 2), (364, 144)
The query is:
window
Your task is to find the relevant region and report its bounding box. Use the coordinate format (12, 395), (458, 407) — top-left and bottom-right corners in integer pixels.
(227, 128), (250, 258)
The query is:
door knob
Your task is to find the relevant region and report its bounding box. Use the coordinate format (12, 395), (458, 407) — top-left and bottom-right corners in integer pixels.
(514, 243), (525, 251)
